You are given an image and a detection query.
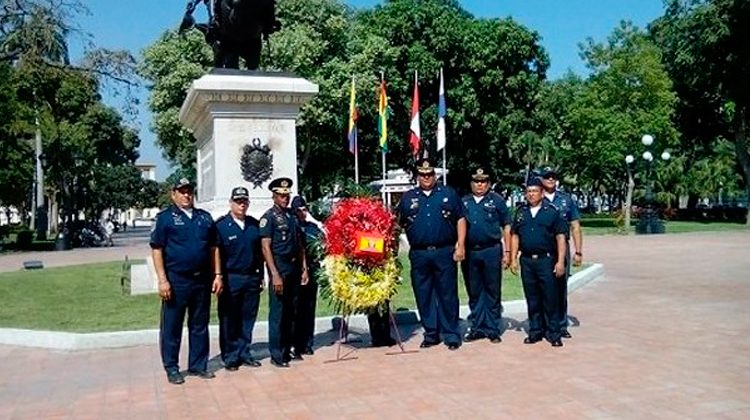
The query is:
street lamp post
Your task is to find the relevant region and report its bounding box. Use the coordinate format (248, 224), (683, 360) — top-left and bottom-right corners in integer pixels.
(625, 134), (671, 234)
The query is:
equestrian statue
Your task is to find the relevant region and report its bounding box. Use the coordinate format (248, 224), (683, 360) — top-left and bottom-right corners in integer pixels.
(179, 0), (281, 70)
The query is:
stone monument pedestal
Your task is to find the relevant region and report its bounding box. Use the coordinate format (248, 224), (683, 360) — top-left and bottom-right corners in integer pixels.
(179, 69), (318, 219)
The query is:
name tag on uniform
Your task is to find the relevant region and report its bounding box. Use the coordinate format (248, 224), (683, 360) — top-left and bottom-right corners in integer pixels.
(228, 235), (237, 241)
(172, 214), (185, 225)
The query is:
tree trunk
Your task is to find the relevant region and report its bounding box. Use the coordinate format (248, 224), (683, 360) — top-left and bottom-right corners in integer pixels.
(732, 108), (750, 225)
(624, 171), (634, 234)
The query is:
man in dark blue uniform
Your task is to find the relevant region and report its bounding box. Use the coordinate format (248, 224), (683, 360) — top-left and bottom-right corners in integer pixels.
(291, 195), (323, 355)
(260, 178), (309, 367)
(150, 178), (223, 385)
(397, 158), (466, 350)
(510, 177), (568, 347)
(539, 166), (583, 339)
(215, 186), (264, 371)
(461, 167), (511, 343)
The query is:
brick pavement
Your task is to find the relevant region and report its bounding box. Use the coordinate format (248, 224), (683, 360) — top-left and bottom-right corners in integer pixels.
(1, 231), (749, 419)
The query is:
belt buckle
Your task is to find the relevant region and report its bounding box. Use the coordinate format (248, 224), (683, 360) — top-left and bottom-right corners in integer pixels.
(426, 246), (437, 251)
(531, 254), (539, 260)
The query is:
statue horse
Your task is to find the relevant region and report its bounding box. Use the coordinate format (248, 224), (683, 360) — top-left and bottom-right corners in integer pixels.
(179, 0), (280, 70)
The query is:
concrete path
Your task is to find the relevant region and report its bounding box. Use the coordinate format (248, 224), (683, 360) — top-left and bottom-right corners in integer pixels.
(1, 231), (749, 419)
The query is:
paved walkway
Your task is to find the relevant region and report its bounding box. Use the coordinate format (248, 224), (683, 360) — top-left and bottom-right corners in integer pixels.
(1, 231), (749, 419)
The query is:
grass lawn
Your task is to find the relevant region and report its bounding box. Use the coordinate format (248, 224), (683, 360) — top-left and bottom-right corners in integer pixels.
(583, 220), (750, 236)
(0, 254), (536, 332)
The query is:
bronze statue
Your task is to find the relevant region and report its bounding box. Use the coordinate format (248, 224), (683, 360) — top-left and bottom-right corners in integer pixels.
(179, 0), (281, 70)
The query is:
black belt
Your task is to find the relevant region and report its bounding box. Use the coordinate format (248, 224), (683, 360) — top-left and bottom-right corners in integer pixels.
(521, 252), (552, 259)
(470, 243), (499, 250)
(411, 244), (452, 251)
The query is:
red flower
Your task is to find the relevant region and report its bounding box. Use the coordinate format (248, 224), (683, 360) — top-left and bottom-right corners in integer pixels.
(324, 198), (396, 267)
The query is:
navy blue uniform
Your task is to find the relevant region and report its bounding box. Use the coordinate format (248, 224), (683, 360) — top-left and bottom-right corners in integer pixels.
(511, 202), (568, 342)
(397, 185), (465, 345)
(259, 205), (305, 363)
(150, 205), (217, 374)
(298, 221), (323, 350)
(215, 213), (263, 367)
(544, 190), (581, 330)
(461, 192), (511, 337)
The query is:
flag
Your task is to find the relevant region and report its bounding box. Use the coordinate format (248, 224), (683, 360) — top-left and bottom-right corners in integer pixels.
(378, 78), (388, 152)
(348, 78), (358, 155)
(409, 71), (420, 158)
(437, 68), (446, 152)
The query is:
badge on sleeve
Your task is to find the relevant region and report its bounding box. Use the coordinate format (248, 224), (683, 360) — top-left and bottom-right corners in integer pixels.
(259, 217), (268, 228)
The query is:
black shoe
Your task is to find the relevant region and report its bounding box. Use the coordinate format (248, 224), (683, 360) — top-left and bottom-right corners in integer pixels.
(524, 336), (542, 344)
(446, 342), (461, 351)
(270, 358), (290, 368)
(224, 362), (240, 371)
(187, 369), (215, 379)
(372, 337), (397, 348)
(166, 370), (185, 385)
(551, 339), (564, 347)
(242, 358), (261, 368)
(290, 352), (304, 361)
(303, 346), (315, 355)
(488, 335), (502, 343)
(561, 330), (573, 339)
(463, 331), (486, 342)
(419, 339), (441, 348)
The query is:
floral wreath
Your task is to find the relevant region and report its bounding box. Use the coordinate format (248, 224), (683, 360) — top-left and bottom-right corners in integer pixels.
(317, 197), (400, 315)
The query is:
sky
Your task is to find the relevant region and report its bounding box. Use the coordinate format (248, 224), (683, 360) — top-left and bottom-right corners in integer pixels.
(69, 0), (665, 180)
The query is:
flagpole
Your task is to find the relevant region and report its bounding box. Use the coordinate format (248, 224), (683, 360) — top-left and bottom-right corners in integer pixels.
(380, 71), (387, 203)
(437, 67), (447, 184)
(350, 76), (359, 184)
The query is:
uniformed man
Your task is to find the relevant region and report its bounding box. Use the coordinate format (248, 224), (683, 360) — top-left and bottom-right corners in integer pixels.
(291, 195), (323, 355)
(509, 177), (568, 347)
(150, 178), (223, 385)
(461, 167), (512, 343)
(397, 158), (466, 350)
(260, 178), (309, 367)
(539, 166), (582, 339)
(215, 186), (264, 371)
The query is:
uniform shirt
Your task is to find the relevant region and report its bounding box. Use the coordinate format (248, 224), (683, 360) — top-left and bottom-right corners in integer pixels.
(215, 213), (263, 277)
(511, 202), (568, 255)
(544, 190), (581, 239)
(300, 221), (324, 277)
(397, 185), (465, 248)
(150, 205), (217, 274)
(259, 205), (302, 261)
(462, 191), (511, 248)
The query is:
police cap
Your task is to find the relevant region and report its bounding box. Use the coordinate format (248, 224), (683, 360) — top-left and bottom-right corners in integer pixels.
(470, 166), (491, 181)
(268, 177), (293, 195)
(173, 177), (194, 190)
(415, 158), (435, 175)
(538, 166), (558, 179)
(291, 196), (307, 210)
(525, 176), (544, 189)
(230, 186), (249, 200)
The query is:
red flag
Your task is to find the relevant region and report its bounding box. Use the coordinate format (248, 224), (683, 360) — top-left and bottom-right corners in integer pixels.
(409, 71), (421, 159)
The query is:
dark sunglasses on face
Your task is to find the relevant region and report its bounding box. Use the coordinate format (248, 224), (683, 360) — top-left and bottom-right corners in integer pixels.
(233, 199), (249, 205)
(472, 179), (489, 184)
(419, 172), (436, 178)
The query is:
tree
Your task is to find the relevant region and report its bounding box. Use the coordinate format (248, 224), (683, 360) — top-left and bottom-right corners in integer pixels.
(650, 0), (750, 222)
(0, 62), (33, 217)
(566, 22), (679, 202)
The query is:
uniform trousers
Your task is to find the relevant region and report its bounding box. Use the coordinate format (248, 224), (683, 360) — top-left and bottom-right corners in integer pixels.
(267, 259), (305, 362)
(409, 246), (460, 344)
(160, 271), (212, 373)
(462, 244), (503, 336)
(218, 273), (261, 365)
(558, 242), (571, 330)
(297, 278), (318, 349)
(520, 255), (562, 342)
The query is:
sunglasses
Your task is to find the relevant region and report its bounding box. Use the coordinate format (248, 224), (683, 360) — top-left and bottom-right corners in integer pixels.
(472, 179), (489, 184)
(232, 199), (249, 204)
(418, 172), (436, 178)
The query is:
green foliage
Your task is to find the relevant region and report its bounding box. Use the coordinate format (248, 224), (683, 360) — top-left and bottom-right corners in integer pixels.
(651, 0), (750, 218)
(566, 22), (679, 195)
